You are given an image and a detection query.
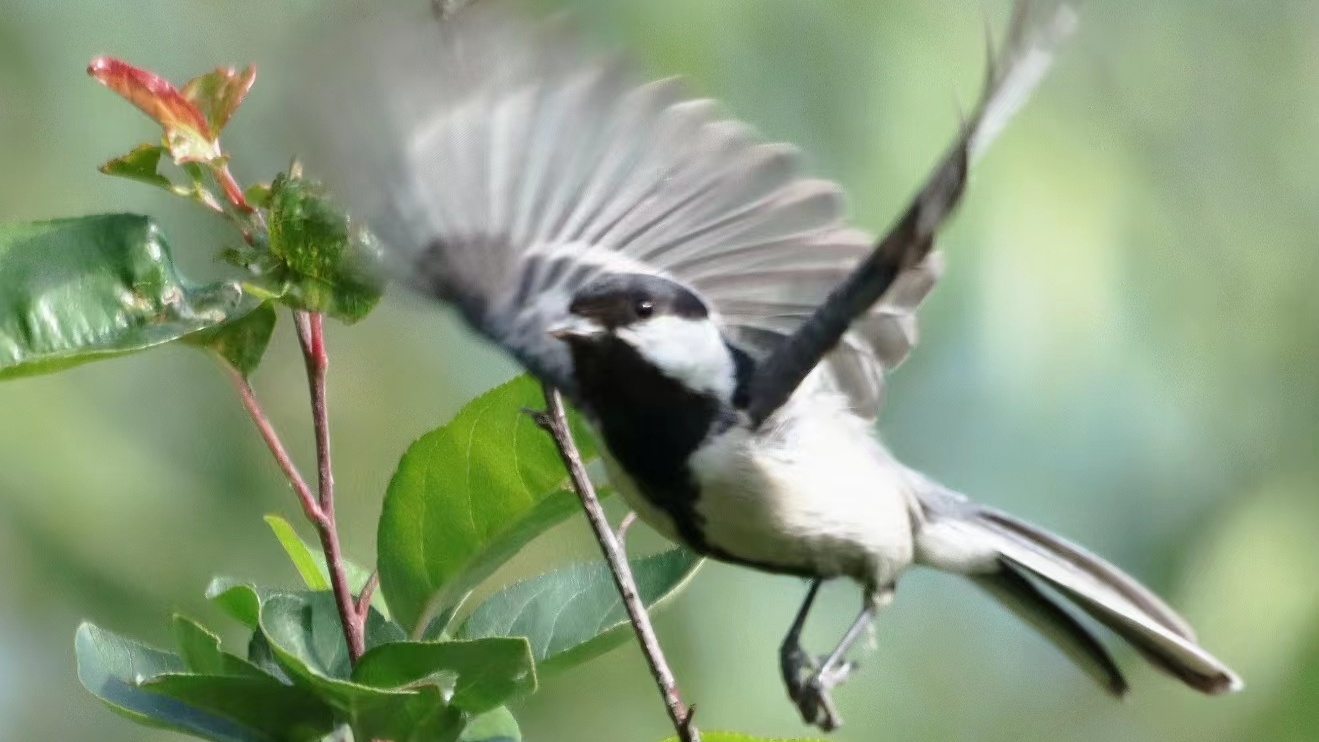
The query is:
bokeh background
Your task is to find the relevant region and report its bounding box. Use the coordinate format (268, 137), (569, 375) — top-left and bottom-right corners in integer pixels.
(1, 0), (1316, 740)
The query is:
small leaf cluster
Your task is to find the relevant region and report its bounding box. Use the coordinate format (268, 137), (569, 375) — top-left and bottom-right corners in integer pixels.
(88, 55), (382, 328)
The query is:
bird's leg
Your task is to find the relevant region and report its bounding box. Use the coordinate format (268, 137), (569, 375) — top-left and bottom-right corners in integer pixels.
(779, 579), (824, 701)
(793, 597), (879, 732)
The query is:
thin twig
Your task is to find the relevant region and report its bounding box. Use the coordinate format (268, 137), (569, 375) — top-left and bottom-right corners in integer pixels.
(293, 310), (367, 663)
(224, 339), (368, 663)
(616, 511), (638, 548)
(224, 365), (321, 524)
(355, 571), (381, 618)
(535, 384), (700, 742)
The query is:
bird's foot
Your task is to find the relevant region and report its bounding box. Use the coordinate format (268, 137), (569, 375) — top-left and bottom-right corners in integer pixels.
(781, 644), (857, 732)
(795, 658), (857, 732)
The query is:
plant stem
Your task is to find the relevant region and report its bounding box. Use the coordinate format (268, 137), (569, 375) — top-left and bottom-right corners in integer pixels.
(535, 384), (700, 742)
(224, 365), (320, 523)
(294, 310), (366, 663)
(224, 313), (369, 666)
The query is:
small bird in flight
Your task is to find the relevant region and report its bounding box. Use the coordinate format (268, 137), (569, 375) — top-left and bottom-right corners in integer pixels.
(316, 0), (1242, 730)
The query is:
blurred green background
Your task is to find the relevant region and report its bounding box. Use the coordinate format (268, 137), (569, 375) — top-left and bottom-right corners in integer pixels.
(1, 0), (1316, 740)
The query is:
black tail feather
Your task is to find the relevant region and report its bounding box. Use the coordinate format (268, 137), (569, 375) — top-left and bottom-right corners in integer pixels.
(974, 559), (1128, 697)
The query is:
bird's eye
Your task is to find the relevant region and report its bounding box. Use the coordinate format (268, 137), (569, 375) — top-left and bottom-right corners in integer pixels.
(635, 299), (655, 319)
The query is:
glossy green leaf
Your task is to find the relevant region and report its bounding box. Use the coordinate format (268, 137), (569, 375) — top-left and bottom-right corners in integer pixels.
(457, 548), (703, 673)
(76, 622), (333, 742)
(171, 615), (267, 678)
(0, 215), (262, 379)
(354, 637), (535, 713)
(263, 514), (388, 618)
(377, 374), (601, 635)
(264, 515), (331, 590)
(183, 301), (276, 378)
(659, 734), (827, 742)
(460, 707), (521, 742)
(259, 172), (382, 323)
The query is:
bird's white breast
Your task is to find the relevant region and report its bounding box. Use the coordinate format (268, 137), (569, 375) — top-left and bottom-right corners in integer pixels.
(602, 388), (919, 589)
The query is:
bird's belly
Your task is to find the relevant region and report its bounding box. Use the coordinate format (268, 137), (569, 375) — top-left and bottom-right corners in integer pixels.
(598, 418), (917, 588)
(687, 428), (916, 585)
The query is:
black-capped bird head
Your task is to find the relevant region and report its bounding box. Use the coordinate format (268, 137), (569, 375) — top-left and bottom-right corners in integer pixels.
(550, 273), (744, 405)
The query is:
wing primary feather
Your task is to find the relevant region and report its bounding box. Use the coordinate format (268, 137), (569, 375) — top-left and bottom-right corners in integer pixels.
(744, 0), (1076, 428)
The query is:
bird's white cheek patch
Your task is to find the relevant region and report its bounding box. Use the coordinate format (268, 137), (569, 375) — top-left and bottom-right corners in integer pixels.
(619, 316), (736, 401)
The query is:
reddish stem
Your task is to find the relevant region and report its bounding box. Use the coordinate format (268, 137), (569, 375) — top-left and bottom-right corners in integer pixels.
(294, 310), (367, 663)
(225, 314), (369, 665)
(225, 366), (321, 524)
(214, 161), (252, 213)
(355, 571), (380, 618)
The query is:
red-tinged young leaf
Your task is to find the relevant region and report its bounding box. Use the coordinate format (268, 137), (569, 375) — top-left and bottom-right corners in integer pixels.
(182, 65), (256, 134)
(88, 56), (219, 163)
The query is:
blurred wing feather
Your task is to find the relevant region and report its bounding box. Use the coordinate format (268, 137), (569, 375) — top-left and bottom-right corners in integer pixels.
(312, 2), (945, 413)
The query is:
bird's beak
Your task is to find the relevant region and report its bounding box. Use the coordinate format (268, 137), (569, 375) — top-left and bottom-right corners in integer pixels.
(547, 316), (606, 343)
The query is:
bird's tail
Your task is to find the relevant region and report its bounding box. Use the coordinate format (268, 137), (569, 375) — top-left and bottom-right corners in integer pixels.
(913, 484), (1243, 696)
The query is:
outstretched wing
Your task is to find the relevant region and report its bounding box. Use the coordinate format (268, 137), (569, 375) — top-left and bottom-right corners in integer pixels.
(745, 0), (1077, 426)
(310, 1), (943, 415)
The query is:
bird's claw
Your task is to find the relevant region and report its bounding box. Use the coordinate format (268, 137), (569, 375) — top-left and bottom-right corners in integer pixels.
(781, 645), (858, 732)
(796, 659), (856, 731)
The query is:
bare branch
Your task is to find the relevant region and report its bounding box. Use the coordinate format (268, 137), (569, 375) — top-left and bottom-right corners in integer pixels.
(534, 385), (700, 742)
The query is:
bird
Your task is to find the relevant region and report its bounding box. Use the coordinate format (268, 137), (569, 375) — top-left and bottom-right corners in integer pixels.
(311, 0), (1243, 731)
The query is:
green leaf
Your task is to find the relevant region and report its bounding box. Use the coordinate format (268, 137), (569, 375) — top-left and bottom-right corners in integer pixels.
(141, 674), (335, 741)
(263, 514), (388, 618)
(258, 591), (406, 709)
(0, 215), (262, 379)
(76, 622), (333, 742)
(265, 514), (331, 590)
(460, 707), (521, 742)
(205, 578), (271, 629)
(99, 143), (174, 191)
(247, 632), (287, 683)
(457, 548), (702, 673)
(658, 734), (828, 742)
(171, 615), (267, 678)
(353, 688), (463, 742)
(354, 637), (535, 714)
(182, 301), (276, 377)
(377, 374), (601, 635)
(261, 171), (382, 323)
(244, 182), (273, 209)
(256, 591), (470, 741)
